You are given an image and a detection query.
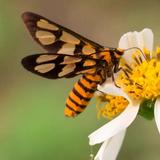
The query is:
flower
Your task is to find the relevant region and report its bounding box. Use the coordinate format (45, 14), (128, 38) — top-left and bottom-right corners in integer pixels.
(88, 28), (160, 160)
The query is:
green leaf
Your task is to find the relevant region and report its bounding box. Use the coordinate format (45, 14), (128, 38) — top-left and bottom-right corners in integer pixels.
(138, 99), (155, 120)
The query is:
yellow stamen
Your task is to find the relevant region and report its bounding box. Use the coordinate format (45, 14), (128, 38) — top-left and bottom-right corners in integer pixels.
(117, 48), (160, 100)
(96, 94), (129, 119)
(156, 47), (160, 60)
(143, 48), (151, 60)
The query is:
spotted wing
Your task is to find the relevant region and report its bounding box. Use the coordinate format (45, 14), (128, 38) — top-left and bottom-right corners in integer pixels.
(22, 12), (104, 56)
(21, 53), (105, 79)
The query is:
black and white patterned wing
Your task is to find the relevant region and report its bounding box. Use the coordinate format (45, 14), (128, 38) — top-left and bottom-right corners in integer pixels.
(21, 53), (104, 79)
(22, 12), (104, 56)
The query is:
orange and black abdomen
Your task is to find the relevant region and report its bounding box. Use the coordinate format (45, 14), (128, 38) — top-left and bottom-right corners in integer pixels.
(65, 74), (102, 117)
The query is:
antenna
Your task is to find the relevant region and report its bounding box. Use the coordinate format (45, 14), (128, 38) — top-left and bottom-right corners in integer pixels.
(124, 47), (145, 59)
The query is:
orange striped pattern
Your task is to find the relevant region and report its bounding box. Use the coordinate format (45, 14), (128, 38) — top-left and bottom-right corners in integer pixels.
(65, 74), (102, 117)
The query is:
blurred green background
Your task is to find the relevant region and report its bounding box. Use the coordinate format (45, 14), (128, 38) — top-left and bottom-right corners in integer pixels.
(1, 0), (160, 159)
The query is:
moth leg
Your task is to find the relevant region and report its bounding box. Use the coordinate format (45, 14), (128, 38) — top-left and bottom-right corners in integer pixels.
(111, 73), (120, 88)
(117, 67), (122, 72)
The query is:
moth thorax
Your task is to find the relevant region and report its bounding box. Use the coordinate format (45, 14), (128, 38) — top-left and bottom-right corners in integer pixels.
(100, 51), (112, 63)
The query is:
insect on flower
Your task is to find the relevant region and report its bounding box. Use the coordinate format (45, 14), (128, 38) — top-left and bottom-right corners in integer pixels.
(21, 12), (133, 117)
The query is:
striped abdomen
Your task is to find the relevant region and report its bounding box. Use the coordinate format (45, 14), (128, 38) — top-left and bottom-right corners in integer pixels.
(65, 74), (102, 117)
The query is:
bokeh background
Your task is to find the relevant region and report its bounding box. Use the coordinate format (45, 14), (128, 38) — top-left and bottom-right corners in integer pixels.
(1, 0), (160, 159)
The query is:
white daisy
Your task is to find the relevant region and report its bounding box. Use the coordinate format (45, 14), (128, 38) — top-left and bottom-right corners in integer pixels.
(89, 28), (160, 160)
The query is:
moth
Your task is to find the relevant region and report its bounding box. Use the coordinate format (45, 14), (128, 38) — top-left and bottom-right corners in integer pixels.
(21, 12), (125, 117)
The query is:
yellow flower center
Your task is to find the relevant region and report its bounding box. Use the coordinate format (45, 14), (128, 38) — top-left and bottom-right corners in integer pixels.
(96, 47), (160, 119)
(96, 94), (129, 119)
(117, 47), (160, 100)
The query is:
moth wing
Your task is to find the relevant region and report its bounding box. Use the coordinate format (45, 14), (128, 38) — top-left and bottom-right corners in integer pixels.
(21, 53), (103, 79)
(22, 12), (104, 56)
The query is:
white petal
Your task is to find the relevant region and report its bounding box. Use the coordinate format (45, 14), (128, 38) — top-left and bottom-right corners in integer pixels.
(118, 31), (140, 63)
(119, 28), (153, 51)
(154, 98), (160, 134)
(119, 31), (139, 49)
(88, 103), (139, 145)
(140, 28), (153, 53)
(97, 83), (131, 103)
(118, 28), (153, 63)
(94, 139), (110, 160)
(94, 130), (126, 160)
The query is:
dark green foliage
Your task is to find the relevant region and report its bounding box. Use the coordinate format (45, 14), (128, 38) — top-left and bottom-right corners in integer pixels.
(138, 99), (155, 120)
